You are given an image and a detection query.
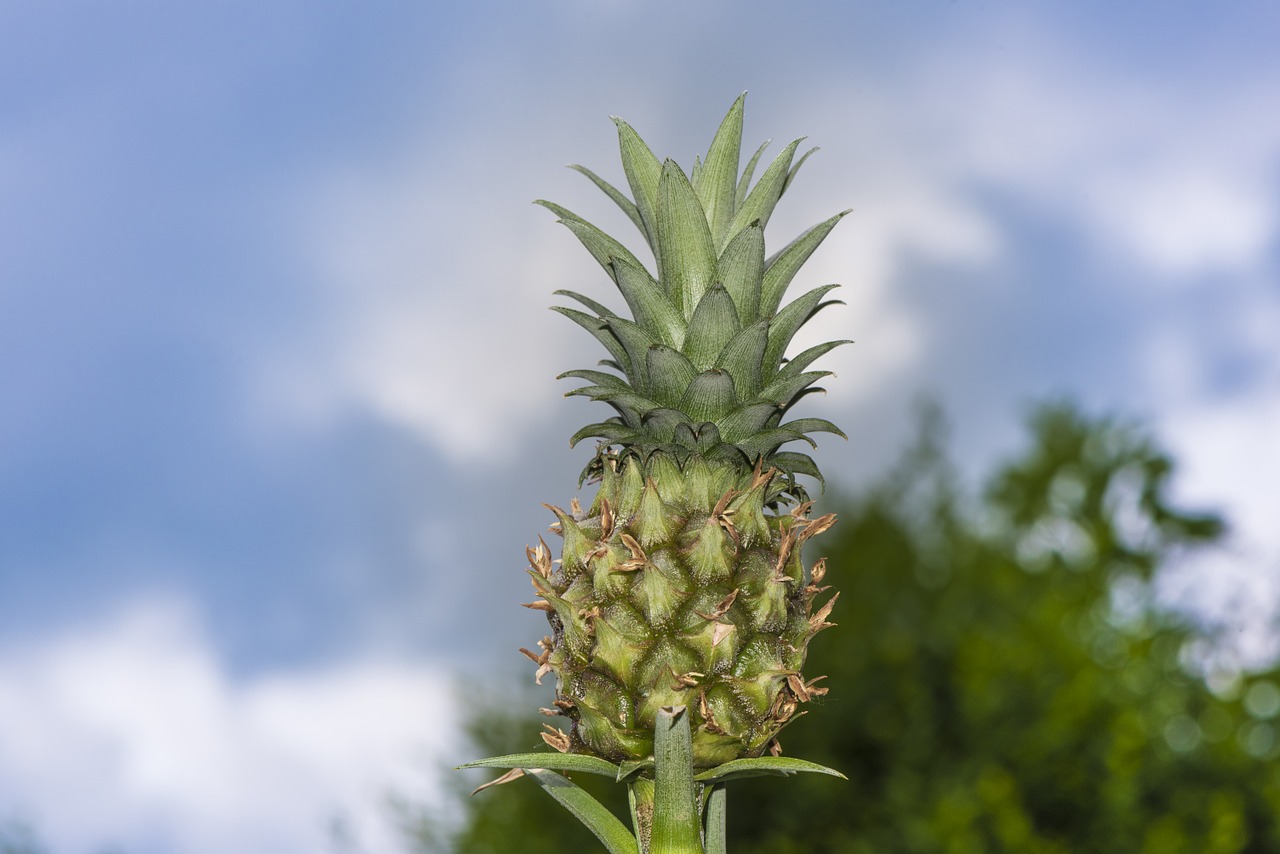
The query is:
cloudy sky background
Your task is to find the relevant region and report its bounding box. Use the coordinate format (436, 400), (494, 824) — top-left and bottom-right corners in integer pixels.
(2, 2), (1278, 851)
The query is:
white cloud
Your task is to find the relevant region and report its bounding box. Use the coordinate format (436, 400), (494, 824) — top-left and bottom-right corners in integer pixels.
(818, 46), (1280, 282)
(1140, 280), (1280, 667)
(1012, 81), (1274, 279)
(274, 102), (625, 466)
(267, 24), (1280, 483)
(0, 599), (456, 854)
(1162, 384), (1280, 556)
(1082, 163), (1276, 278)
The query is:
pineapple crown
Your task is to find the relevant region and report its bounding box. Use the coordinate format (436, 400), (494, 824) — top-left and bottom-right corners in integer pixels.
(540, 94), (849, 502)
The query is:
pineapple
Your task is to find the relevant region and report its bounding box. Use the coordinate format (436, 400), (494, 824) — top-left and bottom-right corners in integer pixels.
(522, 94), (846, 769)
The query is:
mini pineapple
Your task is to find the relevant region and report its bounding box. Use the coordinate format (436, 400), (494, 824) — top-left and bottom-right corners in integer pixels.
(523, 94), (846, 768)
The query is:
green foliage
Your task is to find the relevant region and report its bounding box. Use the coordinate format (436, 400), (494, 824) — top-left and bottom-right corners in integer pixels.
(403, 705), (633, 854)
(423, 402), (1280, 853)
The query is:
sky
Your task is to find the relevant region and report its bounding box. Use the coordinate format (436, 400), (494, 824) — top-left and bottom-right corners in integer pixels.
(1, 1), (1279, 851)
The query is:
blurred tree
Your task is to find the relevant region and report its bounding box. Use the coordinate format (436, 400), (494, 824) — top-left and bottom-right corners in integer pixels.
(0, 819), (44, 854)
(410, 403), (1280, 853)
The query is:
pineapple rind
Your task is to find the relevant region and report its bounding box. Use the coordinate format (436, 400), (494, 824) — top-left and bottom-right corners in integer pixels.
(531, 454), (836, 767)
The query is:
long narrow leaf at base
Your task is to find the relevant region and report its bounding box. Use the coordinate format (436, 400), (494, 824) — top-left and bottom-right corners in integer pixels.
(526, 768), (640, 854)
(459, 752), (621, 778)
(693, 755), (847, 784)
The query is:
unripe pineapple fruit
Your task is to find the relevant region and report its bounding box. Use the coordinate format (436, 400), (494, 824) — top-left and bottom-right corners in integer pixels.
(524, 95), (844, 768)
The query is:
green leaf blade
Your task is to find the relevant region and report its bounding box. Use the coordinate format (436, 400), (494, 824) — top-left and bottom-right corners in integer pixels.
(657, 160), (718, 319)
(724, 138), (802, 248)
(647, 345), (698, 408)
(614, 117), (664, 254)
(552, 306), (630, 374)
(760, 210), (849, 319)
(714, 320), (769, 400)
(606, 316), (663, 394)
(570, 163), (647, 239)
(693, 756), (847, 784)
(735, 139), (771, 211)
(763, 284), (842, 378)
(612, 256), (685, 348)
(682, 285), (742, 371)
(696, 94), (745, 249)
(536, 200), (650, 283)
(526, 768), (641, 854)
(459, 752), (622, 777)
(680, 370), (738, 423)
(717, 222), (766, 326)
(777, 339), (852, 379)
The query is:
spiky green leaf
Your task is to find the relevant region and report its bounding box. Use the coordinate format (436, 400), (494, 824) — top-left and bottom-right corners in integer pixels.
(724, 138), (802, 246)
(779, 386), (828, 421)
(770, 451), (825, 487)
(552, 306), (630, 373)
(613, 117), (663, 251)
(760, 210), (848, 318)
(680, 370), (737, 422)
(715, 401), (782, 444)
(612, 256), (684, 348)
(714, 320), (769, 399)
(537, 201), (649, 283)
(647, 345), (698, 408)
(657, 160), (717, 318)
(683, 285), (741, 371)
(555, 289), (616, 320)
(717, 222), (766, 326)
(569, 421), (645, 448)
(558, 369), (629, 389)
(763, 284), (842, 376)
(735, 139), (771, 211)
(781, 417), (847, 439)
(777, 339), (852, 379)
(737, 428), (813, 461)
(606, 317), (662, 392)
(566, 385), (664, 418)
(757, 371), (831, 407)
(782, 145), (819, 194)
(641, 407), (694, 441)
(570, 163), (646, 238)
(696, 93), (745, 248)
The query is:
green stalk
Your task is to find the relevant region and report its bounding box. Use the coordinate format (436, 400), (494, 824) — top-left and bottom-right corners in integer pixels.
(651, 706), (704, 854)
(703, 785), (727, 854)
(629, 777), (655, 853)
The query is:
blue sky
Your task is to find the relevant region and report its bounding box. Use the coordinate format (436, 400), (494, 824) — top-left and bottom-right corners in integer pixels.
(2, 2), (1279, 851)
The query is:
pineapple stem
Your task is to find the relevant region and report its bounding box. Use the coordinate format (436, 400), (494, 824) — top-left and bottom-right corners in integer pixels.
(651, 706), (705, 854)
